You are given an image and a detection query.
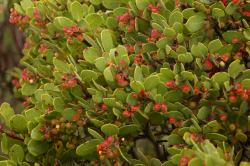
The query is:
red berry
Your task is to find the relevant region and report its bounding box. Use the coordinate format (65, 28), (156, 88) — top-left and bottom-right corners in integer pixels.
(130, 19), (135, 26)
(181, 156), (189, 164)
(175, 0), (181, 7)
(22, 101), (28, 107)
(232, 37), (238, 44)
(130, 45), (135, 52)
(153, 103), (160, 111)
(220, 115), (227, 121)
(107, 136), (114, 143)
(32, 10), (39, 15)
(232, 0), (240, 5)
(235, 83), (242, 89)
(189, 102), (196, 108)
(132, 94), (138, 98)
(116, 16), (121, 21)
(229, 124), (236, 131)
(39, 127), (44, 132)
(123, 110), (130, 117)
(127, 26), (134, 32)
(224, 153), (231, 160)
(52, 128), (58, 134)
(131, 106), (139, 111)
(67, 38), (74, 44)
(229, 91), (235, 96)
(193, 87), (200, 95)
(113, 149), (119, 156)
(34, 14), (40, 20)
(61, 83), (68, 89)
(77, 34), (84, 42)
(166, 81), (175, 88)
(22, 75), (29, 82)
(120, 60), (126, 66)
(118, 79), (125, 86)
(102, 104), (108, 110)
(221, 54), (229, 61)
(151, 8), (159, 13)
(205, 60), (212, 70)
(44, 133), (50, 139)
(73, 115), (80, 121)
(236, 52), (242, 57)
(68, 79), (76, 87)
(206, 8), (210, 14)
(182, 85), (190, 93)
(61, 75), (67, 81)
(72, 26), (78, 32)
(189, 133), (197, 141)
(115, 74), (122, 80)
(169, 117), (175, 123)
(246, 88), (250, 95)
(245, 10), (250, 16)
(241, 93), (248, 100)
(63, 27), (69, 32)
(119, 16), (125, 22)
(148, 3), (154, 10)
(151, 31), (158, 38)
(97, 145), (103, 151)
(141, 89), (145, 95)
(236, 88), (245, 95)
(229, 95), (237, 102)
(161, 103), (167, 110)
(134, 56), (139, 61)
(106, 151), (114, 158)
(124, 12), (130, 18)
(102, 140), (109, 147)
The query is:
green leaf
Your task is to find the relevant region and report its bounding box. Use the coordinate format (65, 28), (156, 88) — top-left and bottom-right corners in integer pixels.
(181, 71), (194, 81)
(228, 60), (244, 79)
(119, 125), (139, 135)
(164, 90), (183, 102)
(149, 112), (163, 126)
(9, 145), (24, 164)
(186, 15), (205, 32)
(80, 70), (98, 82)
(88, 128), (104, 141)
(130, 81), (145, 93)
(206, 133), (227, 141)
(31, 124), (44, 141)
(25, 109), (44, 123)
(71, 1), (84, 21)
(213, 72), (230, 88)
(191, 42), (208, 58)
(106, 17), (118, 30)
(212, 8), (224, 18)
(54, 97), (65, 113)
(197, 106), (210, 120)
(167, 134), (185, 145)
(203, 120), (218, 133)
(90, 0), (102, 5)
(101, 124), (119, 136)
(222, 30), (245, 44)
(0, 103), (15, 128)
(95, 57), (110, 72)
(53, 57), (70, 73)
(188, 158), (203, 166)
(76, 139), (102, 156)
(10, 115), (27, 134)
(104, 67), (115, 82)
(236, 133), (248, 142)
(136, 0), (150, 11)
(28, 139), (50, 156)
(85, 13), (102, 28)
(134, 66), (143, 82)
(62, 108), (76, 121)
(54, 17), (77, 30)
(208, 39), (222, 54)
(101, 30), (113, 53)
(103, 0), (119, 9)
(22, 82), (38, 96)
(169, 11), (183, 26)
(143, 75), (160, 90)
(20, 0), (34, 10)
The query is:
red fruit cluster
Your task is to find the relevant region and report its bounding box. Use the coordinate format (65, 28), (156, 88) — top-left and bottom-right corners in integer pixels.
(22, 97), (30, 107)
(38, 43), (50, 54)
(63, 25), (85, 42)
(147, 29), (164, 42)
(125, 45), (135, 53)
(97, 136), (120, 161)
(9, 8), (31, 31)
(116, 12), (134, 31)
(228, 83), (250, 102)
(12, 78), (20, 89)
(21, 68), (39, 84)
(205, 60), (212, 70)
(148, 4), (159, 13)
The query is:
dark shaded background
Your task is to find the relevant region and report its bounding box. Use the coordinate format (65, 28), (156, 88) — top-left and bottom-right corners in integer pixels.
(0, 0), (26, 112)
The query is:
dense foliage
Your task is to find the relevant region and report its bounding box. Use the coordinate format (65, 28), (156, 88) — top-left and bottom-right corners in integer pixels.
(2, 0), (250, 165)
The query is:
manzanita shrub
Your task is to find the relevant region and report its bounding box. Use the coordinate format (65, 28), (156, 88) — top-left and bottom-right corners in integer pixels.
(3, 0), (250, 165)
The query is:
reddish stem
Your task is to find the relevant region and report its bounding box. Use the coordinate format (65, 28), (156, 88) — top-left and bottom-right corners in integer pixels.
(0, 129), (24, 142)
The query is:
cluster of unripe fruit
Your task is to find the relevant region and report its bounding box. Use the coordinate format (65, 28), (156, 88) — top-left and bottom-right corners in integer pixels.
(11, 78), (20, 89)
(39, 115), (86, 149)
(9, 8), (31, 31)
(38, 43), (50, 54)
(61, 74), (77, 89)
(96, 136), (120, 162)
(116, 12), (135, 32)
(63, 26), (85, 43)
(148, 3), (160, 13)
(122, 105), (139, 118)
